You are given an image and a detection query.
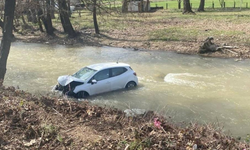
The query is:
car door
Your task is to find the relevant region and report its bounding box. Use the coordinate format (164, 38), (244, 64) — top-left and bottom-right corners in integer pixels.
(109, 67), (128, 91)
(89, 69), (111, 95)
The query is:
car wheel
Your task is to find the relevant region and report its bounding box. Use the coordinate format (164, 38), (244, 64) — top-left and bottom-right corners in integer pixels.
(126, 81), (137, 89)
(76, 91), (89, 98)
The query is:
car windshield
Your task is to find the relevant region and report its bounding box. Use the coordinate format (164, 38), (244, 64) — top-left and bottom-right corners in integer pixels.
(72, 67), (97, 81)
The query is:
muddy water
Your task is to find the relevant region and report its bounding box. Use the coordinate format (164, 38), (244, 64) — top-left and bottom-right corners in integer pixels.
(4, 42), (250, 137)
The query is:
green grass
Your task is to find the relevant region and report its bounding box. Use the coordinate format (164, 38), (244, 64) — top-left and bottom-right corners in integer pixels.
(104, 0), (250, 9)
(148, 27), (198, 41)
(147, 27), (246, 42)
(150, 0), (250, 9)
(50, 7), (250, 46)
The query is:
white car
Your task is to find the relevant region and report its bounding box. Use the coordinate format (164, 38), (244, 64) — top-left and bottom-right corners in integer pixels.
(55, 62), (138, 98)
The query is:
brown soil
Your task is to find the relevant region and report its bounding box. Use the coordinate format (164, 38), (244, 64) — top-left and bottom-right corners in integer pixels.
(1, 85), (250, 149)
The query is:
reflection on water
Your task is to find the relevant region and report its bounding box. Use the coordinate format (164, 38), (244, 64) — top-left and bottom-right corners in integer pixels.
(4, 42), (250, 137)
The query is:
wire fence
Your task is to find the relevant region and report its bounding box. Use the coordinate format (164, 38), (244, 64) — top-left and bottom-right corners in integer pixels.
(150, 1), (250, 9)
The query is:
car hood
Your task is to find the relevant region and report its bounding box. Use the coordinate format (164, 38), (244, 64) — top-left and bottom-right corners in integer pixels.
(58, 75), (84, 86)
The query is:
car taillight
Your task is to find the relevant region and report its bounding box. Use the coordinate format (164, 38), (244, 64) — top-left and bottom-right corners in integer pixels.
(133, 72), (137, 76)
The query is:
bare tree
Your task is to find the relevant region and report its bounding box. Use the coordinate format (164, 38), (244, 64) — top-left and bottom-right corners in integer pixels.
(121, 0), (128, 12)
(0, 19), (3, 29)
(37, 0), (54, 35)
(58, 0), (76, 37)
(93, 0), (99, 34)
(198, 0), (205, 11)
(51, 0), (56, 19)
(0, 0), (16, 80)
(219, 0), (224, 8)
(145, 0), (150, 11)
(177, 0), (182, 9)
(44, 0), (54, 35)
(183, 0), (195, 14)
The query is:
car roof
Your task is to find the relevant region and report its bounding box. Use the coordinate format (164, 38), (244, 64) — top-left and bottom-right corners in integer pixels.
(87, 62), (130, 71)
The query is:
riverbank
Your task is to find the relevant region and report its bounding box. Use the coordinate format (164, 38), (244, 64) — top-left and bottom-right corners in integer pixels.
(0, 85), (249, 149)
(9, 9), (250, 59)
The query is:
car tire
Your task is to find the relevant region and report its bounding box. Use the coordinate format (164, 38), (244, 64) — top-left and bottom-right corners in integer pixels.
(76, 91), (89, 98)
(125, 81), (137, 89)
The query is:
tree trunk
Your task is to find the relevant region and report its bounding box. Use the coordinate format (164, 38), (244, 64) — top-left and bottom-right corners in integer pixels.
(58, 0), (76, 37)
(28, 9), (38, 23)
(51, 0), (56, 19)
(183, 0), (194, 14)
(178, 0), (181, 9)
(198, 0), (205, 11)
(139, 0), (144, 12)
(93, 0), (99, 34)
(21, 14), (27, 25)
(0, 19), (3, 29)
(0, 0), (16, 81)
(37, 7), (44, 32)
(67, 0), (71, 17)
(146, 0), (149, 11)
(37, 0), (53, 34)
(122, 0), (128, 13)
(45, 0), (54, 35)
(27, 10), (32, 22)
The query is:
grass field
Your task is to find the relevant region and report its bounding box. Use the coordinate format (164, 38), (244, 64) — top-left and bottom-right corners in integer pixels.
(105, 0), (250, 9)
(150, 0), (250, 9)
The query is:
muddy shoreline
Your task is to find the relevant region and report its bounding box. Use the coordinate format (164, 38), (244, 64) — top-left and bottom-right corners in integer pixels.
(11, 28), (249, 60)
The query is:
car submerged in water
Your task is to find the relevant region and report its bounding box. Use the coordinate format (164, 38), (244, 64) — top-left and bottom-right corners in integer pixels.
(54, 62), (138, 98)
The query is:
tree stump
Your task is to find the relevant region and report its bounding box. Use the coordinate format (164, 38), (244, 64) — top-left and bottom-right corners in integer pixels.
(198, 37), (219, 54)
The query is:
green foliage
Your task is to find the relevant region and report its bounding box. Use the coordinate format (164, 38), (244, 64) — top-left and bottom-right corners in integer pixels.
(245, 134), (250, 142)
(42, 124), (58, 135)
(57, 134), (63, 143)
(19, 100), (24, 107)
(127, 138), (152, 150)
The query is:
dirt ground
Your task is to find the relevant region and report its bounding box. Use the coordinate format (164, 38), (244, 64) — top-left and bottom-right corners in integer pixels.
(1, 85), (250, 149)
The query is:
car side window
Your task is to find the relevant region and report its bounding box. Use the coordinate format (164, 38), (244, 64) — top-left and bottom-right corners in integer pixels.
(93, 69), (110, 81)
(111, 67), (127, 77)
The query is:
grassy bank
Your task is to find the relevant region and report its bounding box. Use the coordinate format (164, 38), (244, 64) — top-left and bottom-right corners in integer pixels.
(0, 85), (250, 149)
(14, 9), (250, 59)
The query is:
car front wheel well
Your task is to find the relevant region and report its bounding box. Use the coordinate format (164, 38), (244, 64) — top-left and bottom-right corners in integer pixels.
(76, 91), (89, 98)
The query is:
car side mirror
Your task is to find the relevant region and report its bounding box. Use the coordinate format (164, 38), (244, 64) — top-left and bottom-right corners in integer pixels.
(91, 79), (97, 84)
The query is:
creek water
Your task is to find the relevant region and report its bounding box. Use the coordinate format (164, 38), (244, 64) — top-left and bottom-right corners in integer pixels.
(4, 42), (250, 137)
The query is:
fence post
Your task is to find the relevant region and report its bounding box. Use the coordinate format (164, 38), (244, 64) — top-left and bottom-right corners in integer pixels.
(246, 2), (248, 8)
(234, 1), (235, 8)
(178, 1), (181, 9)
(166, 3), (168, 9)
(224, 2), (225, 8)
(156, 4), (157, 7)
(212, 1), (214, 9)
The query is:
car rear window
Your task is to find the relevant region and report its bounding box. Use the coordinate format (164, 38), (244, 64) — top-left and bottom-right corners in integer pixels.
(111, 67), (127, 77)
